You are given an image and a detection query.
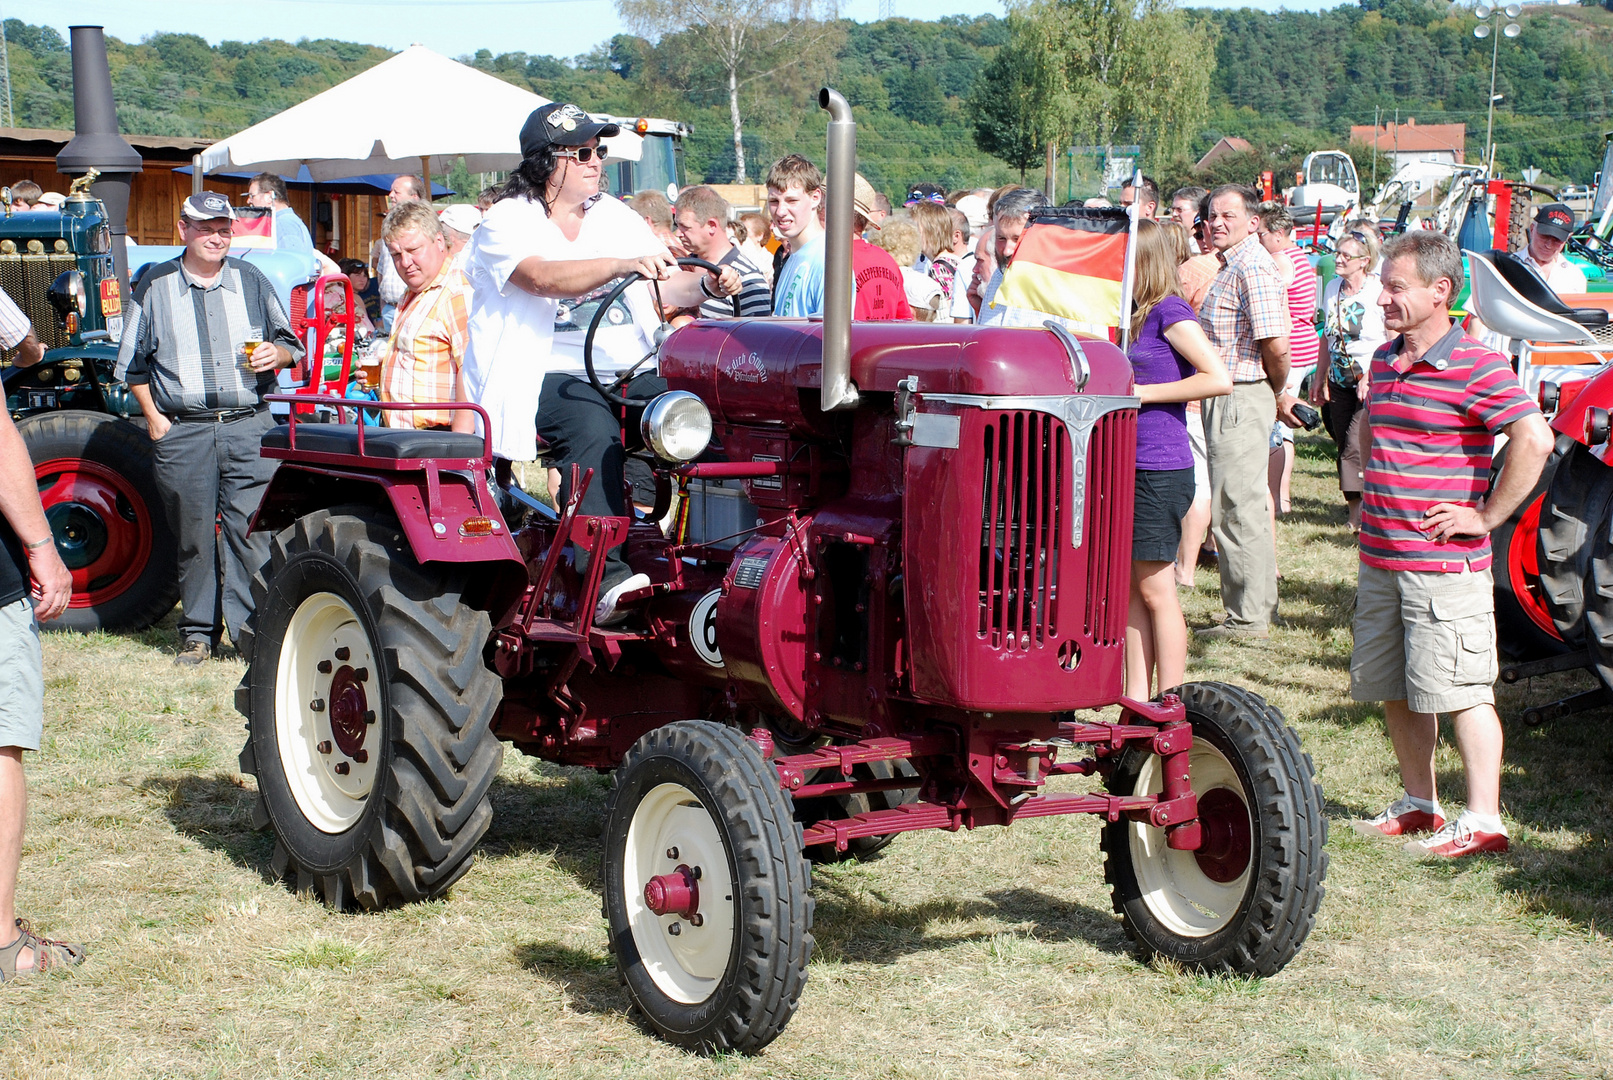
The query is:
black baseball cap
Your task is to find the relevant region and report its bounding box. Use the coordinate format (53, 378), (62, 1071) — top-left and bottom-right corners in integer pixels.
(519, 102), (620, 159)
(182, 191), (235, 221)
(1534, 202), (1576, 242)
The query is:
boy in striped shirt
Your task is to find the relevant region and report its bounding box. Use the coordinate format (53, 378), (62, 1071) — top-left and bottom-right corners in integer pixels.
(1349, 232), (1554, 858)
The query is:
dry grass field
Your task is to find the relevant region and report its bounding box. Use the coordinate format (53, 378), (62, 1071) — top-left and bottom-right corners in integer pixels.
(4, 434), (1612, 1079)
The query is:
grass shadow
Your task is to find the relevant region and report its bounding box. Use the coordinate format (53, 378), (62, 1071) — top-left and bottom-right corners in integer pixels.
(810, 876), (1132, 963)
(514, 940), (626, 1017)
(140, 772), (275, 874)
(480, 770), (609, 888)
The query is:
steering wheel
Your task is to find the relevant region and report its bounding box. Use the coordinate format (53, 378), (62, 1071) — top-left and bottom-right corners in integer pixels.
(583, 256), (740, 407)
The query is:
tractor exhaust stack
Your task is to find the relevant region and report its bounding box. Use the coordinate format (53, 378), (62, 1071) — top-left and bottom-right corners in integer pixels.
(817, 87), (858, 412)
(57, 26), (142, 295)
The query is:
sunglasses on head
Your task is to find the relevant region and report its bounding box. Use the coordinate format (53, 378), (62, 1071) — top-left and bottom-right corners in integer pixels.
(1348, 230), (1373, 245)
(554, 145), (608, 163)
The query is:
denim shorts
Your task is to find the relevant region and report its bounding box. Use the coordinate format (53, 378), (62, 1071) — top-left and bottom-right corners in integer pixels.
(0, 598), (43, 751)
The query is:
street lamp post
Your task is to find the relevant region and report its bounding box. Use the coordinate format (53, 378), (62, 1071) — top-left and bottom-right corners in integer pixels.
(1474, 3), (1521, 173)
(1474, 0), (1577, 174)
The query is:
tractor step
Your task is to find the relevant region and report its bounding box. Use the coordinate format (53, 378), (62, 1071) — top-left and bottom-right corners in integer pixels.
(1521, 687), (1611, 727)
(1500, 649), (1592, 684)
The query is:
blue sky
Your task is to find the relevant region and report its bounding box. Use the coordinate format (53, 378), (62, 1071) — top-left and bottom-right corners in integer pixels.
(9, 0), (1342, 66)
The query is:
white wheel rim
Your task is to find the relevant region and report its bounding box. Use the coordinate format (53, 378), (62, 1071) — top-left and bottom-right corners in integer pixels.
(623, 782), (736, 1005)
(1127, 737), (1253, 938)
(274, 591), (381, 834)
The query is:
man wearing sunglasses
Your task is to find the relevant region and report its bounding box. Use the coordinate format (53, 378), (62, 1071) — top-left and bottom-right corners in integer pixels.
(463, 102), (740, 626)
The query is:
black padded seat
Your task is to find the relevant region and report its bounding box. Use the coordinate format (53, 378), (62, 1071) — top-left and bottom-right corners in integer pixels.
(1491, 250), (1610, 328)
(262, 423), (485, 459)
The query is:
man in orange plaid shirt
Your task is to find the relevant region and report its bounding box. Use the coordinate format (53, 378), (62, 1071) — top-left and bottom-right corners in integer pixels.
(378, 201), (470, 430)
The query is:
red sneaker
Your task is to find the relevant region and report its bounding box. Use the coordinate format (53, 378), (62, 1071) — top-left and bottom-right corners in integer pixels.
(1403, 818), (1510, 858)
(1350, 797), (1446, 840)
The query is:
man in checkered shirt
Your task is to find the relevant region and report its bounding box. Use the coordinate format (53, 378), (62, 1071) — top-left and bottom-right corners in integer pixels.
(1195, 184), (1302, 639)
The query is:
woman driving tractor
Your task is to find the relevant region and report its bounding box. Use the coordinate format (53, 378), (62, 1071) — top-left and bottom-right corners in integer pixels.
(460, 101), (740, 625)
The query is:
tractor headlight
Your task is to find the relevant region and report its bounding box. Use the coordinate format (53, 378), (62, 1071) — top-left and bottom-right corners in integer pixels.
(640, 390), (712, 463)
(48, 269), (87, 320)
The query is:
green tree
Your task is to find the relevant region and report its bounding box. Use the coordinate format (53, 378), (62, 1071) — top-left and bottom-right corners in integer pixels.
(964, 18), (1059, 181)
(614, 0), (838, 183)
(1023, 0), (1215, 170)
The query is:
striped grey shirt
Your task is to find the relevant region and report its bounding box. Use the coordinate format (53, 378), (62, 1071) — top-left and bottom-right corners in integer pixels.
(699, 246), (773, 320)
(115, 256), (303, 415)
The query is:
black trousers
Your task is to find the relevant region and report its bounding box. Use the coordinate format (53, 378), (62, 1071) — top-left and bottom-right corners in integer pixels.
(151, 409), (277, 646)
(536, 371), (666, 588)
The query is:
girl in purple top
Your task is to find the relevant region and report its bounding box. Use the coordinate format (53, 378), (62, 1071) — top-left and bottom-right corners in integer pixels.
(1125, 220), (1232, 700)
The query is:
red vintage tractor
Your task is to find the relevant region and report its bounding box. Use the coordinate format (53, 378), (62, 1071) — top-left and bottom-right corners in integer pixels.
(1464, 248), (1613, 724)
(235, 90), (1327, 1053)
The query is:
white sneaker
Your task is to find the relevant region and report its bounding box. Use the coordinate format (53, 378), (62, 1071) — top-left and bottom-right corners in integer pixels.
(595, 572), (651, 626)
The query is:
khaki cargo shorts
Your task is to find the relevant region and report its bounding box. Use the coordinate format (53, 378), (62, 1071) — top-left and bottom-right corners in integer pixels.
(1349, 562), (1498, 715)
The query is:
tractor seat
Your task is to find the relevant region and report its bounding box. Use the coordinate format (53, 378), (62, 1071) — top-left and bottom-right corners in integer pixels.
(262, 423), (485, 459)
(1491, 251), (1610, 328)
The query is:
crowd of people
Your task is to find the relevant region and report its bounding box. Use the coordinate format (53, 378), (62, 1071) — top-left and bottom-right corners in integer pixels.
(1, 102), (1589, 979)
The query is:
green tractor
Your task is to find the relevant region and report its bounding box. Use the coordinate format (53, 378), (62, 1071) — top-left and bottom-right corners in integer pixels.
(1, 181), (177, 632)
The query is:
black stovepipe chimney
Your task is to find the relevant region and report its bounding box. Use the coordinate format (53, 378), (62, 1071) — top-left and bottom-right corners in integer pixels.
(57, 26), (142, 295)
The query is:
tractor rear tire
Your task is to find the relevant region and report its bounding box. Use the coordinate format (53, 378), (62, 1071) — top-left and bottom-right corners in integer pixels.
(1537, 439), (1613, 646)
(1580, 515), (1613, 692)
(1102, 682), (1327, 976)
(602, 720), (812, 1054)
(236, 507), (503, 910)
(1490, 440), (1569, 661)
(20, 411), (178, 632)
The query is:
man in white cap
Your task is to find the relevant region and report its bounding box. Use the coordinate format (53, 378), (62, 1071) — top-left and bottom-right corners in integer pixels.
(114, 191), (303, 664)
(438, 203), (481, 270)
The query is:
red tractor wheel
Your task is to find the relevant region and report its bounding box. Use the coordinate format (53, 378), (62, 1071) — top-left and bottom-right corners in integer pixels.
(602, 720), (812, 1054)
(1535, 438), (1613, 646)
(1491, 439), (1569, 661)
(18, 411), (178, 633)
(237, 507), (504, 909)
(1102, 682), (1327, 975)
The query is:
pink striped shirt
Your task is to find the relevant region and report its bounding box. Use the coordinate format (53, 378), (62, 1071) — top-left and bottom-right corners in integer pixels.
(1282, 246), (1319, 371)
(1360, 322), (1538, 572)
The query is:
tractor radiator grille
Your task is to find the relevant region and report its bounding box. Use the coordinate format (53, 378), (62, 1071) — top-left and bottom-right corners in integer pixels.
(0, 253), (77, 353)
(977, 410), (1066, 650)
(1081, 410), (1132, 648)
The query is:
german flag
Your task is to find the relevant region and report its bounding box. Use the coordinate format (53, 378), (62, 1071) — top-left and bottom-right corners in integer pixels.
(229, 206), (277, 250)
(991, 208), (1131, 335)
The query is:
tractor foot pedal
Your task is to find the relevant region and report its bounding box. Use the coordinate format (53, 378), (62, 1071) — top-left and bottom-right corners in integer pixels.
(1521, 687), (1611, 727)
(1500, 649), (1592, 684)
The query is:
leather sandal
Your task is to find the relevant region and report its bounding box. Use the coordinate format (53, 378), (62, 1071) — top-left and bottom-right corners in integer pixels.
(0, 919), (85, 981)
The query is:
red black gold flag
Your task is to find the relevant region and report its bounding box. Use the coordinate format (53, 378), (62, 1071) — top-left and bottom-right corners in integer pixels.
(991, 208), (1131, 334)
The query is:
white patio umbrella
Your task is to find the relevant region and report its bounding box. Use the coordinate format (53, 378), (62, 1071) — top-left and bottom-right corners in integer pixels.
(198, 45), (558, 181)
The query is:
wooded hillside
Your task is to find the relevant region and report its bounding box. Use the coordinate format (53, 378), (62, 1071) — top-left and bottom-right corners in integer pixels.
(2, 1), (1609, 199)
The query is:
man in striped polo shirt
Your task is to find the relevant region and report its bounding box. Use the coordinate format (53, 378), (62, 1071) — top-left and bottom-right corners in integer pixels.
(1349, 231), (1553, 859)
(116, 191), (303, 665)
(671, 186), (773, 319)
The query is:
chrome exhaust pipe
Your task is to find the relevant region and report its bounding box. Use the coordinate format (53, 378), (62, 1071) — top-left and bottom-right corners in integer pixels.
(818, 87), (858, 411)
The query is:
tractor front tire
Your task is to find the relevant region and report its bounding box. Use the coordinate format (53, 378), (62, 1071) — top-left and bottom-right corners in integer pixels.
(602, 721), (812, 1054)
(21, 411), (178, 632)
(237, 507), (503, 909)
(1102, 682), (1327, 976)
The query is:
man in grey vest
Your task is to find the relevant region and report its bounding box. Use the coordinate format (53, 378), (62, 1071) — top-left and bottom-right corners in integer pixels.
(115, 191), (304, 664)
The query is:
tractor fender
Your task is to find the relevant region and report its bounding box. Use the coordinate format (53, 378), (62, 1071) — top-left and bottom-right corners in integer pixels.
(251, 461), (528, 626)
(1550, 362), (1613, 459)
